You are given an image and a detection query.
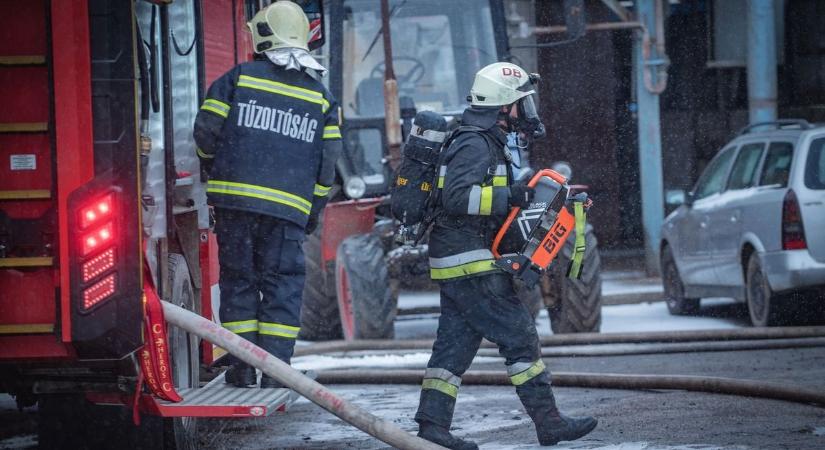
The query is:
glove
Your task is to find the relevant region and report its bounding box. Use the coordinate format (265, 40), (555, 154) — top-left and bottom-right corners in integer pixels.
(509, 184), (535, 209)
(305, 212), (320, 235)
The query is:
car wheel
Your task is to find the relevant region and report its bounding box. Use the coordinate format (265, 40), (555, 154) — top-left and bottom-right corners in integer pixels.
(746, 253), (782, 327)
(661, 246), (700, 315)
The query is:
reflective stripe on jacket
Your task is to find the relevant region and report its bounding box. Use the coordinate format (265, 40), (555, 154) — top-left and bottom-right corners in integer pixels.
(428, 108), (512, 281)
(194, 60), (341, 226)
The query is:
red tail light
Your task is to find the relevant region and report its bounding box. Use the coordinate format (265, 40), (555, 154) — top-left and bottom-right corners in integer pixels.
(782, 189), (807, 250)
(83, 273), (117, 311)
(82, 248), (116, 283)
(81, 222), (115, 256)
(79, 194), (114, 229)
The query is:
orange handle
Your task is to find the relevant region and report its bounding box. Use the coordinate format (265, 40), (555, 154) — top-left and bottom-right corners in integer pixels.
(491, 169), (568, 258)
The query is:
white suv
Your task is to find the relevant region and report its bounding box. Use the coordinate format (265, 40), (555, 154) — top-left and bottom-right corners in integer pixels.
(660, 120), (825, 326)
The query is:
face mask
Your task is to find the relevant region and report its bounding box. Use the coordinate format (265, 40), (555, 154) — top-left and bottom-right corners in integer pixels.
(512, 95), (546, 142)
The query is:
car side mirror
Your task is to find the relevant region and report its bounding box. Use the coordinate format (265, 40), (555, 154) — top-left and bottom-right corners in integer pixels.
(683, 190), (695, 208)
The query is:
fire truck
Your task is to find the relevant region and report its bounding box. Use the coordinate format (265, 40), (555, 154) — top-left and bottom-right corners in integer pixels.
(0, 0), (601, 448)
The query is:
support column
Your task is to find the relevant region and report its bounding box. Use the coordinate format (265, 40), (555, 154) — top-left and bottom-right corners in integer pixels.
(747, 0), (778, 124)
(635, 0), (666, 275)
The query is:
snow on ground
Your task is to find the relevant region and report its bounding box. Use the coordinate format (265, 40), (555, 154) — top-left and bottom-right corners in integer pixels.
(395, 291), (745, 340)
(292, 352), (500, 371)
(0, 434), (36, 450)
(487, 442), (749, 450)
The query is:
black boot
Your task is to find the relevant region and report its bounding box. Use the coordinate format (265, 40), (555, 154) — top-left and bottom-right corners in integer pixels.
(259, 374), (283, 389)
(516, 371), (597, 445)
(532, 411), (597, 446)
(224, 363), (256, 387)
(417, 421), (478, 450)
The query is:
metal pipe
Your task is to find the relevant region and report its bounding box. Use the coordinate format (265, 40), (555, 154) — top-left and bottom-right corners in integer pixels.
(380, 0), (402, 170)
(162, 302), (446, 450)
(294, 326), (825, 356)
(533, 21), (643, 34)
(315, 370), (825, 408)
(747, 0), (778, 123)
(634, 0), (666, 276)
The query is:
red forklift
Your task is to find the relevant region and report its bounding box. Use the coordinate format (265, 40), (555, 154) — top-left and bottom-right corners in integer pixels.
(0, 0), (601, 448)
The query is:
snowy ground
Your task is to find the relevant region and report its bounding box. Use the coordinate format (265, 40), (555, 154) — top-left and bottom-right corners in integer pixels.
(396, 294), (747, 340)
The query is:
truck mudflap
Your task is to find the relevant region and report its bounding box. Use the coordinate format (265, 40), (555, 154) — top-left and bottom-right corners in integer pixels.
(140, 370), (306, 418)
(138, 263), (182, 403)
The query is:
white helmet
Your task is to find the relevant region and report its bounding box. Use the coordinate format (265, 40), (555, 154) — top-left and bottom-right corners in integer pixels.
(248, 1), (310, 53)
(468, 62), (535, 107)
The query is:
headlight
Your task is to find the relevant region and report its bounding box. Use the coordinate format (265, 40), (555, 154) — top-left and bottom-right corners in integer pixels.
(344, 177), (367, 199)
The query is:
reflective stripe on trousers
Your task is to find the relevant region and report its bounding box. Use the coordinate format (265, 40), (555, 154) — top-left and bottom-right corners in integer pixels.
(421, 367), (461, 398)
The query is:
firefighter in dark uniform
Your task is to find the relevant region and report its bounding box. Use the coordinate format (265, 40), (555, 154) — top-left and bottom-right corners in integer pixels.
(414, 62), (597, 448)
(193, 1), (341, 388)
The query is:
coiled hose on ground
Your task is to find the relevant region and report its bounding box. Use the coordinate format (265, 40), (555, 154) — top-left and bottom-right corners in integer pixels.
(163, 302), (825, 450)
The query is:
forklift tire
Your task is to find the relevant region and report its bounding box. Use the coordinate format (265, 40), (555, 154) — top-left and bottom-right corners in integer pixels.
(336, 233), (398, 340)
(164, 253), (199, 450)
(542, 224), (603, 334)
(299, 225), (343, 341)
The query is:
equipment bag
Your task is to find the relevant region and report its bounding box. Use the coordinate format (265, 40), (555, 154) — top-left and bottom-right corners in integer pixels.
(390, 110), (448, 227)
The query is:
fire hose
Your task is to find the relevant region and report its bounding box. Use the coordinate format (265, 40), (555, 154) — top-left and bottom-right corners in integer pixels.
(161, 301), (446, 450)
(162, 300), (825, 449)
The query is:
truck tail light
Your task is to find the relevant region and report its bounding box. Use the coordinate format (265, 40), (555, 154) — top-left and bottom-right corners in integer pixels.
(70, 188), (122, 313)
(782, 189), (807, 250)
(82, 248), (116, 283)
(81, 222), (115, 256)
(79, 194), (114, 229)
(83, 273), (117, 310)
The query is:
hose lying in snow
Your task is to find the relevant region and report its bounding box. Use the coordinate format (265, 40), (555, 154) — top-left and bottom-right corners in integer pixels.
(161, 302), (446, 450)
(314, 370), (825, 408)
(294, 326), (825, 356)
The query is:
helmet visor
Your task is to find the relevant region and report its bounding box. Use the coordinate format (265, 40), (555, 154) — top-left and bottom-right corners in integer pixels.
(518, 94), (539, 120)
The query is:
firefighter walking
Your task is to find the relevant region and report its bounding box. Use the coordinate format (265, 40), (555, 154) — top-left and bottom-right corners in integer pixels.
(194, 1), (341, 388)
(414, 62), (597, 448)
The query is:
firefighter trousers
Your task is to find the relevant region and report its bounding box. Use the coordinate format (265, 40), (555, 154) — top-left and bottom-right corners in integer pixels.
(214, 208), (305, 364)
(415, 272), (557, 428)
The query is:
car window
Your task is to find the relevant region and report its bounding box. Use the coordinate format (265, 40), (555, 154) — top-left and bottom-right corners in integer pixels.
(805, 137), (825, 190)
(759, 142), (794, 187)
(694, 146), (737, 200)
(727, 143), (765, 190)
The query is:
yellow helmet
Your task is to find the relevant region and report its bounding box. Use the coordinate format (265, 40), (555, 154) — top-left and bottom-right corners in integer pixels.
(248, 1), (310, 53)
(468, 62), (534, 107)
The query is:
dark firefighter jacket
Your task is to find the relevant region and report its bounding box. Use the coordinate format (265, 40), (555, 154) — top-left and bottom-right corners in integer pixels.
(193, 59), (342, 227)
(428, 107), (512, 282)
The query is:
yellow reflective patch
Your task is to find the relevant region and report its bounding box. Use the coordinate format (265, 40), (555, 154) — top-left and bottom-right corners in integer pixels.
(422, 378), (459, 398)
(510, 360), (546, 386)
(430, 260), (497, 280)
(479, 186), (493, 215)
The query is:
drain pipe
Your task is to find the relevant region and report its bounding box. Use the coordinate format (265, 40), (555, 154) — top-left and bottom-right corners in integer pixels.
(315, 370), (825, 409)
(161, 302), (446, 450)
(747, 0), (778, 123)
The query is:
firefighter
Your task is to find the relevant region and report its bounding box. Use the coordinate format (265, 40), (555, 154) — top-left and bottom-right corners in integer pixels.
(414, 62), (597, 448)
(193, 1), (341, 388)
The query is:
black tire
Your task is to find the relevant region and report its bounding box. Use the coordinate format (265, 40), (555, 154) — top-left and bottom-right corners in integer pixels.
(165, 254), (199, 450)
(542, 224), (602, 333)
(38, 394), (166, 450)
(299, 225), (343, 340)
(661, 245), (700, 316)
(336, 233), (398, 340)
(746, 253), (783, 327)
